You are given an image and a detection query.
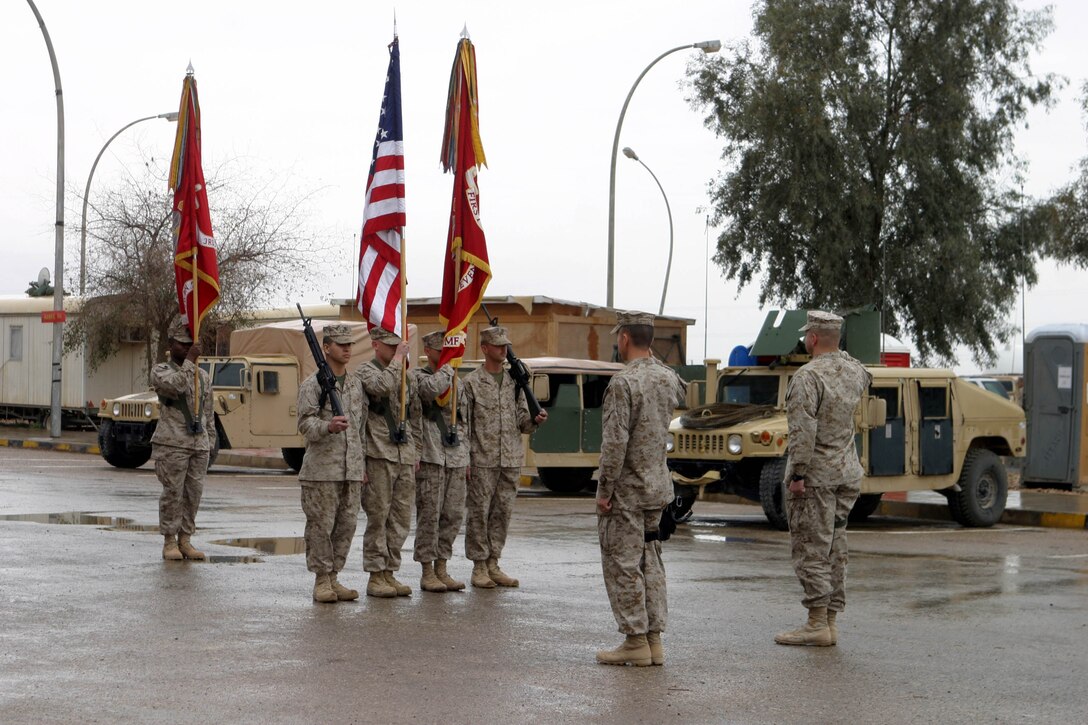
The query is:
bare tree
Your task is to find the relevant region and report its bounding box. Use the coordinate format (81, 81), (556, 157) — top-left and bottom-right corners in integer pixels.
(66, 156), (330, 377)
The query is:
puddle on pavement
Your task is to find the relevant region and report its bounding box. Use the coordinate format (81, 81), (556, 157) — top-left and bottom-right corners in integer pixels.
(0, 511), (158, 532)
(200, 555), (264, 564)
(691, 533), (759, 544)
(211, 536), (307, 555)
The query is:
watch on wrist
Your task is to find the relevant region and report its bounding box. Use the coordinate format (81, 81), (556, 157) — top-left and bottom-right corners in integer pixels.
(790, 473), (805, 482)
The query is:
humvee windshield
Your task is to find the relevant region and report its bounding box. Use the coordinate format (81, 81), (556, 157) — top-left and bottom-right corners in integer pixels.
(717, 374), (780, 406)
(198, 361), (246, 388)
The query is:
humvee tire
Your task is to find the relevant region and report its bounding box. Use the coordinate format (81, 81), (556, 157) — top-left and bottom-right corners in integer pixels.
(538, 467), (595, 494)
(98, 420), (152, 469)
(758, 458), (789, 531)
(949, 449), (1007, 527)
(281, 447), (305, 473)
(849, 493), (883, 523)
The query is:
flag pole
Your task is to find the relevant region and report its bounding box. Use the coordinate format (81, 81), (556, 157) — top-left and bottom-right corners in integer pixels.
(449, 243), (462, 430)
(187, 66), (202, 425)
(399, 228), (408, 423)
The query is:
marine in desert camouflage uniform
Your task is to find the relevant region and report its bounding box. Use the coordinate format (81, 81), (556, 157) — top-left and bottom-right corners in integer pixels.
(357, 327), (434, 598)
(296, 323), (368, 603)
(460, 326), (548, 589)
(776, 310), (872, 647)
(595, 311), (686, 667)
(152, 320), (215, 562)
(411, 331), (465, 593)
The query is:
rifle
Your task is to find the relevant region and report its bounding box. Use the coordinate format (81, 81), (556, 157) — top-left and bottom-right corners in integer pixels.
(480, 304), (543, 421)
(296, 303), (345, 420)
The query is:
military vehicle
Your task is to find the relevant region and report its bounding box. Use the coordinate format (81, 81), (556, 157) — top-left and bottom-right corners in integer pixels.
(522, 357), (626, 492)
(667, 310), (1026, 529)
(96, 320), (402, 471)
(97, 355), (305, 470)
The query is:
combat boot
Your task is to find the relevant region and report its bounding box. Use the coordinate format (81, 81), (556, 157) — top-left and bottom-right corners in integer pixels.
(329, 572), (359, 601)
(596, 634), (653, 667)
(312, 573), (337, 603)
(435, 559), (465, 591)
(774, 607), (833, 646)
(471, 560), (496, 588)
(420, 562), (447, 593)
(827, 610), (838, 645)
(366, 571), (396, 598)
(384, 570), (412, 597)
(486, 557), (519, 587)
(647, 631), (664, 665)
(177, 534), (205, 560)
(162, 535), (183, 561)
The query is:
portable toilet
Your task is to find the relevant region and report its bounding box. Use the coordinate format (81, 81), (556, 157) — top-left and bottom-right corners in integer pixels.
(1022, 324), (1088, 489)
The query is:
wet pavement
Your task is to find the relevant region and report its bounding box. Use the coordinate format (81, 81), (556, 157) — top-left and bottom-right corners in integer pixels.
(1, 446), (1086, 724)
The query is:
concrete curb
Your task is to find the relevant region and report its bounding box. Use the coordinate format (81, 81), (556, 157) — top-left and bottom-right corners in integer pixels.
(0, 436), (289, 471)
(214, 451), (291, 471)
(0, 438), (101, 456)
(879, 498), (1088, 530)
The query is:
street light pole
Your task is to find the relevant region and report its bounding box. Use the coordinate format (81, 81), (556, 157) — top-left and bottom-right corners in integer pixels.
(622, 147), (673, 315)
(80, 112), (179, 295)
(607, 39), (720, 309)
(25, 0), (65, 439)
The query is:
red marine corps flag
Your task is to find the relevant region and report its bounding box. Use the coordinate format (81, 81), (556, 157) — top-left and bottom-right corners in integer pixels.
(438, 30), (492, 375)
(168, 64), (220, 337)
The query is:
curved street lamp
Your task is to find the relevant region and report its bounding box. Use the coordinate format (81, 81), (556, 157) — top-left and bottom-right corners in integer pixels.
(622, 147), (673, 315)
(607, 39), (721, 309)
(25, 0), (65, 438)
(80, 112), (179, 295)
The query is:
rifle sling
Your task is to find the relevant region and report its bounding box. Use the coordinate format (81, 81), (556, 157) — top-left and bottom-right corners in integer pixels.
(160, 391), (197, 429)
(370, 360), (405, 444)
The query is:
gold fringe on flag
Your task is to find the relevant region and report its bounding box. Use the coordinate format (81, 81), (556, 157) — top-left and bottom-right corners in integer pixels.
(441, 38), (487, 172)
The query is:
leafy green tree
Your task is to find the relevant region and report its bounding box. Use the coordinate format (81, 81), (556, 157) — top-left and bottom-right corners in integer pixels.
(1044, 82), (1088, 265)
(688, 0), (1058, 363)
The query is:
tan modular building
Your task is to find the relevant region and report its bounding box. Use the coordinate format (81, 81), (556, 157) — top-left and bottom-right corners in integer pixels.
(332, 295), (693, 365)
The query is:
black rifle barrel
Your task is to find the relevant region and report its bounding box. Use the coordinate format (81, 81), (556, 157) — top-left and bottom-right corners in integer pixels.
(296, 303), (345, 419)
(481, 304), (543, 420)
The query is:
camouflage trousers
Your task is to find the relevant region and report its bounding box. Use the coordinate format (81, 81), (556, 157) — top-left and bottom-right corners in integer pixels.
(154, 444), (209, 537)
(300, 480), (361, 574)
(598, 507), (668, 635)
(362, 458), (415, 572)
(786, 480), (860, 611)
(413, 462), (467, 562)
(465, 466), (519, 562)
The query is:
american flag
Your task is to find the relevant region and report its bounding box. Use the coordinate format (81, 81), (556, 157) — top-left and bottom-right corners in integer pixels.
(357, 37), (406, 335)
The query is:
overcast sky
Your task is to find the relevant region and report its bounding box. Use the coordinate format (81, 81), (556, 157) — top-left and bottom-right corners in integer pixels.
(3, 0), (1085, 372)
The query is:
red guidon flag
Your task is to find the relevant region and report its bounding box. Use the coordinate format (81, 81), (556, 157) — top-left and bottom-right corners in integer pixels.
(168, 65), (220, 336)
(356, 38), (407, 336)
(438, 34), (491, 377)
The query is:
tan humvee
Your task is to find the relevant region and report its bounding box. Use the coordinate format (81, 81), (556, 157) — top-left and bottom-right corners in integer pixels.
(668, 362), (1026, 528)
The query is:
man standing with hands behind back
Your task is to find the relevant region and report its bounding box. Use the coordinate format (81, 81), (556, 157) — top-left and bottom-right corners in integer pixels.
(595, 311), (686, 667)
(776, 310), (871, 647)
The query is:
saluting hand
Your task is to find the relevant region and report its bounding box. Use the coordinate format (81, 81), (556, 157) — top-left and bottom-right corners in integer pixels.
(327, 415), (349, 434)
